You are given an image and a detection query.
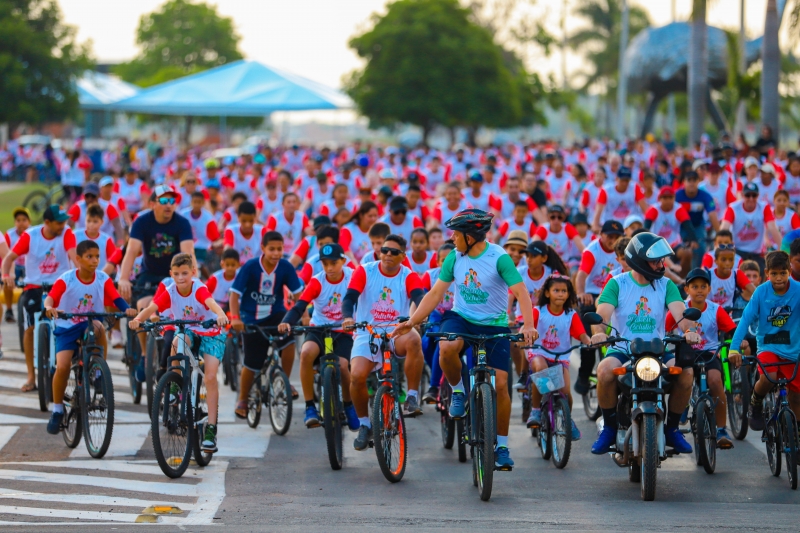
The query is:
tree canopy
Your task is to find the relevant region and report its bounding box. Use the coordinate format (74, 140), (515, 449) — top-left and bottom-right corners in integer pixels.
(114, 0), (242, 87)
(0, 0), (92, 128)
(345, 0), (546, 141)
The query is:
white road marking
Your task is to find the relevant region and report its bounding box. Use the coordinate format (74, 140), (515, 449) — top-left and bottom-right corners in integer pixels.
(213, 424), (270, 458)
(184, 461), (227, 525)
(0, 414), (44, 425)
(0, 376), (28, 391)
(0, 487), (194, 510)
(0, 427), (18, 451)
(70, 424), (150, 458)
(4, 460), (166, 476)
(0, 469), (198, 497)
(0, 505), (145, 523)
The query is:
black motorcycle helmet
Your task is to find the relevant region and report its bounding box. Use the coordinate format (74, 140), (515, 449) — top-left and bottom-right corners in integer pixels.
(624, 232), (674, 283)
(445, 208), (494, 255)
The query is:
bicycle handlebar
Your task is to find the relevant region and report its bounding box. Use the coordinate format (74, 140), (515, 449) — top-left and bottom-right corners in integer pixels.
(140, 318), (218, 331)
(744, 355), (800, 387)
(425, 331), (524, 343)
(518, 343), (588, 357)
(290, 324), (343, 334)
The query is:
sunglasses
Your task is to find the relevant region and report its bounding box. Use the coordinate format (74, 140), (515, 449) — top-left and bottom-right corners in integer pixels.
(158, 197), (177, 205)
(185, 180), (197, 184)
(744, 193), (758, 198)
(380, 247), (403, 256)
(717, 243), (736, 251)
(392, 209), (407, 215)
(549, 215), (563, 221)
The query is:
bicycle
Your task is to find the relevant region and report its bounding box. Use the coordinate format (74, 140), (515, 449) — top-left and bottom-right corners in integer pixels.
(28, 283), (54, 412)
(126, 284), (163, 411)
(291, 324), (347, 470)
(353, 320), (409, 483)
(223, 328), (243, 392)
(747, 355), (800, 490)
(522, 344), (586, 469)
(242, 324), (293, 435)
(57, 312), (126, 458)
(721, 308), (757, 440)
(141, 318), (218, 478)
(426, 330), (523, 501)
(23, 182), (67, 224)
(688, 347), (724, 474)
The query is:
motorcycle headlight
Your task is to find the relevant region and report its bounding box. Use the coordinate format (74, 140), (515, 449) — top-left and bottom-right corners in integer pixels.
(635, 357), (661, 382)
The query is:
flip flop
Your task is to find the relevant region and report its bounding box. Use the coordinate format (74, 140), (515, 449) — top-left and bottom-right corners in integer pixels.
(291, 386), (299, 400)
(20, 382), (36, 393)
(235, 400), (248, 419)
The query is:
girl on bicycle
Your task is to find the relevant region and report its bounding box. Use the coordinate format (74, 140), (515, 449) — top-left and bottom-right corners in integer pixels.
(525, 274), (590, 440)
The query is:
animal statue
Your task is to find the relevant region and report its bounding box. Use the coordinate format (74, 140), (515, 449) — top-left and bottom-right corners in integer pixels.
(624, 0), (787, 136)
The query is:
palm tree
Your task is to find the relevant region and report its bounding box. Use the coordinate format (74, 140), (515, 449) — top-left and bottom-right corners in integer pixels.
(688, 0), (707, 145)
(761, 0), (780, 143)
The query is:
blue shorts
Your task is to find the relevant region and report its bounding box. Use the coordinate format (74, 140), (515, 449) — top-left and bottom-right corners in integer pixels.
(54, 322), (90, 353)
(185, 330), (225, 361)
(439, 310), (511, 371)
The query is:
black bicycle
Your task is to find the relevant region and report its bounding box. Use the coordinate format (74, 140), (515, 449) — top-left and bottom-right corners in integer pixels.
(223, 328), (243, 392)
(426, 330), (523, 501)
(688, 347), (723, 474)
(57, 312), (127, 458)
(243, 324), (293, 435)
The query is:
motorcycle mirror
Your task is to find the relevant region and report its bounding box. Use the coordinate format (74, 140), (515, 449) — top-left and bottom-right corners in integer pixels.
(682, 308), (702, 322)
(583, 312), (603, 325)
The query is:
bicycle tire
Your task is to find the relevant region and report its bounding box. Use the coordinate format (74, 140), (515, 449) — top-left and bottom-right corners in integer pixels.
(728, 365), (750, 440)
(551, 396), (572, 469)
(23, 189), (48, 224)
(372, 384), (407, 483)
(696, 398), (716, 474)
(640, 414), (658, 501)
(145, 333), (159, 413)
(538, 401), (552, 460)
(125, 324), (143, 405)
(268, 368), (292, 435)
(246, 377), (262, 429)
(81, 356), (115, 459)
(225, 334), (241, 392)
(322, 365), (344, 470)
(582, 380), (601, 421)
(475, 383), (495, 501)
(440, 382), (455, 449)
(37, 324), (51, 412)
(16, 297), (24, 352)
(781, 410), (798, 490)
(62, 366), (82, 448)
(457, 418), (467, 463)
(192, 379), (213, 467)
(152, 371), (193, 478)
(420, 364), (431, 401)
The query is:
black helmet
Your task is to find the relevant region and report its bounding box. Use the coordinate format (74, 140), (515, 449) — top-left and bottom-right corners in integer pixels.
(624, 232), (674, 282)
(444, 208), (494, 237)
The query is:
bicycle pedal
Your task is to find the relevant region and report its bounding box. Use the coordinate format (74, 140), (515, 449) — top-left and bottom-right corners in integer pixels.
(495, 465), (512, 472)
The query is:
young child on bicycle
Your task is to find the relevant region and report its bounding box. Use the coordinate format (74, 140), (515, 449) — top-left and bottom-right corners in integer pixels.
(525, 274), (590, 441)
(666, 268), (737, 448)
(277, 243), (359, 430)
(729, 251), (800, 432)
(129, 253), (228, 453)
(709, 244), (755, 308)
(44, 240), (135, 435)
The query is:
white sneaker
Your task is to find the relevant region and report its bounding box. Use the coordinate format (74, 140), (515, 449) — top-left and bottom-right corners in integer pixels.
(111, 330), (123, 348)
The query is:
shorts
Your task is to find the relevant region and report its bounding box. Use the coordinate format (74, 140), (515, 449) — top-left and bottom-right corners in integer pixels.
(184, 330), (225, 361)
(352, 331), (397, 363)
(692, 349), (722, 373)
(14, 265), (24, 284)
(134, 273), (166, 299)
(195, 248), (208, 263)
(757, 351), (800, 393)
(438, 310), (511, 371)
(304, 330), (353, 363)
(21, 287), (44, 328)
(242, 314), (294, 372)
(54, 321), (89, 353)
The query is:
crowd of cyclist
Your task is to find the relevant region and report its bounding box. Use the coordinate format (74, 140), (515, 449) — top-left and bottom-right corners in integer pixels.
(3, 128), (800, 471)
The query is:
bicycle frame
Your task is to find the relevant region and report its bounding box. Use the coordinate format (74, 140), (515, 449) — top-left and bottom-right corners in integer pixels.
(752, 356), (800, 427)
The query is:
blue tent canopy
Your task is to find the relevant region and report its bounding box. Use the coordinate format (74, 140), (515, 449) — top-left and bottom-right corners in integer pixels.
(109, 60), (352, 116)
(77, 71), (140, 110)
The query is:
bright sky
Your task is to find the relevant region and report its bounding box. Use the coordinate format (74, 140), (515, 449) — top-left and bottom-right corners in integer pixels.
(59, 0), (788, 90)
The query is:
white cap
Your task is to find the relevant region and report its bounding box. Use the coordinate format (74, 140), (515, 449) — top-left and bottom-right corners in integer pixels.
(623, 214), (644, 229)
(761, 162), (775, 174)
(99, 176), (114, 187)
(745, 156), (760, 168)
(691, 159), (708, 171)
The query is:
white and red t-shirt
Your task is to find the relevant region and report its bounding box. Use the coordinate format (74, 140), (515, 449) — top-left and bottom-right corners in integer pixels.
(722, 200), (775, 253)
(349, 262), (422, 324)
(431, 200), (472, 237)
(464, 190), (501, 214)
(527, 305), (585, 362)
(256, 194), (282, 223)
(666, 300), (736, 352)
(154, 279), (219, 336)
(644, 205), (691, 247)
(772, 209), (800, 240)
(497, 217), (537, 243)
(535, 223), (578, 259)
(205, 269), (239, 305)
(783, 172), (800, 204)
(408, 251), (437, 276)
(340, 223), (372, 262)
(73, 229), (117, 267)
(224, 223), (267, 264)
(298, 267), (354, 331)
(516, 265), (551, 317)
(420, 266), (455, 316)
(68, 199), (120, 237)
(319, 199), (355, 218)
(48, 269), (122, 330)
(579, 239), (617, 295)
(378, 215), (424, 247)
(114, 178), (150, 213)
(4, 228), (26, 267)
(597, 183), (645, 223)
(547, 173), (575, 206)
(13, 225), (76, 287)
(708, 268), (751, 308)
(180, 208), (221, 250)
(265, 211), (309, 254)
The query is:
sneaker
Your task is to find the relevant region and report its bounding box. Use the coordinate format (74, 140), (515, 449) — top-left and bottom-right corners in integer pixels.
(47, 411), (64, 435)
(494, 446), (514, 470)
(404, 395), (422, 417)
(422, 386), (439, 404)
(664, 426), (693, 454)
(4, 309), (15, 323)
(353, 425), (372, 451)
(449, 391), (466, 419)
(591, 425), (616, 454)
(201, 424), (217, 453)
(526, 409), (541, 428)
(290, 385), (299, 400)
(344, 404), (360, 431)
(513, 372), (528, 391)
(574, 375), (591, 395)
(716, 427), (734, 449)
(304, 405), (321, 428)
(571, 419), (581, 441)
(111, 330), (123, 349)
(748, 404), (766, 431)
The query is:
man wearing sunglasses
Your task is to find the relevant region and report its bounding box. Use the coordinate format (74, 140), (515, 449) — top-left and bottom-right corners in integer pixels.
(720, 182), (783, 274)
(532, 205), (585, 259)
(378, 196), (423, 247)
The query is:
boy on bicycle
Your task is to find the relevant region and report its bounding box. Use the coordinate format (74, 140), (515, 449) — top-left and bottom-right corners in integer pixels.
(44, 240), (135, 435)
(729, 251), (800, 431)
(278, 243), (359, 430)
(129, 253), (229, 452)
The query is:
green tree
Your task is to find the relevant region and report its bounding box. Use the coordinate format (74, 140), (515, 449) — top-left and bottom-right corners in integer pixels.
(0, 0), (92, 130)
(114, 0), (242, 86)
(346, 0), (540, 142)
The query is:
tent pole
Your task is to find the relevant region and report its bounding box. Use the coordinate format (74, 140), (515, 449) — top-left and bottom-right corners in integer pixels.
(220, 115), (227, 146)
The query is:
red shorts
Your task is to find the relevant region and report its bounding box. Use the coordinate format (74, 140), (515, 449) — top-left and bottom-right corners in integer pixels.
(757, 352), (800, 393)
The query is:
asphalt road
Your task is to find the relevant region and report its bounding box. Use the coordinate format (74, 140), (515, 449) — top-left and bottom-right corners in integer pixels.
(0, 317), (797, 532)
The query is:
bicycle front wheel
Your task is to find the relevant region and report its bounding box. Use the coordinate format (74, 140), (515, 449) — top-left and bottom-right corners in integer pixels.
(439, 382), (455, 449)
(695, 398), (717, 474)
(192, 379), (213, 467)
(225, 334), (241, 392)
(152, 371), (193, 478)
(16, 297), (24, 351)
(582, 378), (601, 421)
(22, 189), (48, 224)
(145, 333), (160, 413)
(322, 365), (344, 470)
(474, 382), (496, 501)
(372, 384), (407, 483)
(551, 396), (572, 469)
(37, 324), (52, 412)
(81, 356), (115, 459)
(728, 365), (750, 440)
(268, 368), (292, 435)
(62, 366), (82, 448)
(780, 410), (798, 490)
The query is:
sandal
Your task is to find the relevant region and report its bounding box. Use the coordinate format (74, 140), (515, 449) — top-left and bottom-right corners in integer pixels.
(235, 400), (248, 419)
(291, 386), (299, 400)
(20, 382), (36, 393)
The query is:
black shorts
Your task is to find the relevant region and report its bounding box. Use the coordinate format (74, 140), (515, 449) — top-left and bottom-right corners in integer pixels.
(134, 273), (166, 300)
(692, 349), (722, 373)
(242, 314), (294, 372)
(21, 288), (44, 328)
(304, 330), (353, 363)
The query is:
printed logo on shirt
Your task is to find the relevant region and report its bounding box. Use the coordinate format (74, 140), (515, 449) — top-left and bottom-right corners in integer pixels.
(593, 262), (614, 288)
(690, 321), (706, 350)
(626, 296), (657, 334)
(240, 246), (255, 263)
(182, 305), (203, 322)
(70, 294), (94, 323)
(737, 221), (759, 242)
(612, 201), (631, 219)
(542, 324), (560, 350)
(40, 248), (59, 274)
(354, 240), (370, 261)
(370, 287), (398, 322)
(459, 269), (489, 305)
(150, 233), (177, 258)
(321, 292), (343, 321)
(710, 287), (728, 306)
(768, 305), (792, 328)
(435, 290), (454, 314)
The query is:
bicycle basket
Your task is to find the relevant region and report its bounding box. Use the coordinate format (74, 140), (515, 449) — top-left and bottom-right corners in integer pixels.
(531, 364), (565, 394)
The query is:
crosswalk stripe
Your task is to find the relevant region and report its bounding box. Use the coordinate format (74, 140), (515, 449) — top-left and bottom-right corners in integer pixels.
(0, 414), (44, 425)
(5, 460), (167, 476)
(182, 461), (227, 525)
(0, 469), (199, 497)
(213, 424), (270, 458)
(0, 487), (194, 510)
(0, 428), (18, 450)
(0, 505), (145, 523)
(70, 424), (150, 458)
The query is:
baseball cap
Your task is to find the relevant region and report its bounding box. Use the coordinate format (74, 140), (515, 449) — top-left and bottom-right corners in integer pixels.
(742, 182), (759, 195)
(572, 213), (589, 226)
(377, 185), (394, 197)
(312, 215), (332, 231)
(686, 268), (711, 284)
(12, 207), (30, 220)
(691, 159), (708, 171)
(526, 241), (549, 257)
(658, 186), (675, 198)
(761, 162), (775, 174)
(43, 205), (69, 223)
(150, 184), (181, 203)
(547, 204), (566, 215)
(319, 243), (346, 261)
(708, 162), (722, 173)
(601, 220), (624, 235)
(389, 196), (409, 211)
(205, 178), (221, 189)
(99, 176), (114, 188)
(379, 169), (396, 181)
(468, 170), (484, 182)
(83, 182), (100, 197)
(623, 215), (643, 229)
(504, 230), (529, 249)
(744, 156), (760, 168)
(124, 166), (136, 174)
(617, 166), (632, 180)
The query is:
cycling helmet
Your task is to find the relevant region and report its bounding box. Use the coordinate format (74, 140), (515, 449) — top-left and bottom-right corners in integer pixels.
(445, 208), (494, 239)
(357, 154), (370, 167)
(624, 232), (674, 283)
(204, 158), (220, 169)
(253, 153), (266, 164)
